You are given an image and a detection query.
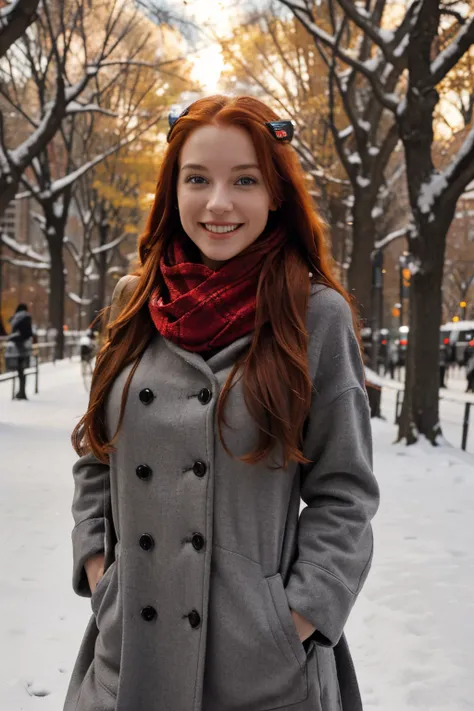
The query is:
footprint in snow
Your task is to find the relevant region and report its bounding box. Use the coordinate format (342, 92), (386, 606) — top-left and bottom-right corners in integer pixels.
(25, 680), (51, 697)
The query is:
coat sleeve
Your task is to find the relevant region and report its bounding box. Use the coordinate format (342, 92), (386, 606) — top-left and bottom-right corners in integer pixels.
(70, 277), (133, 597)
(71, 452), (111, 597)
(284, 287), (380, 648)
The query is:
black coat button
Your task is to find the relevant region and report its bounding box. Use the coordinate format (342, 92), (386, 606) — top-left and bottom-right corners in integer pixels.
(141, 606), (157, 622)
(192, 533), (205, 551)
(139, 388), (154, 405)
(136, 464), (152, 481)
(139, 533), (155, 551)
(198, 388), (212, 405)
(188, 610), (201, 628)
(192, 460), (207, 477)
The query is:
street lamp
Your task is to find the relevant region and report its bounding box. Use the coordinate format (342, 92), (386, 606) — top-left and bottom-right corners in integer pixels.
(460, 301), (467, 320)
(398, 252), (410, 328)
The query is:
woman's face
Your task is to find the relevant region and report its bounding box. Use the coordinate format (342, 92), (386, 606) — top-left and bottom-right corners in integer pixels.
(177, 124), (275, 270)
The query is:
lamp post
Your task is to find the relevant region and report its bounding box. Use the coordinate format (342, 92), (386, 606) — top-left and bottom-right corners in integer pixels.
(371, 248), (384, 371)
(398, 251), (410, 328)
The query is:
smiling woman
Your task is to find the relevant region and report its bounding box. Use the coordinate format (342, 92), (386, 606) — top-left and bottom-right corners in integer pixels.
(65, 94), (379, 711)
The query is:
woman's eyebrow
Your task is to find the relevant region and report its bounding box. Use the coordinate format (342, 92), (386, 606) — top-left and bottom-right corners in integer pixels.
(181, 163), (261, 171)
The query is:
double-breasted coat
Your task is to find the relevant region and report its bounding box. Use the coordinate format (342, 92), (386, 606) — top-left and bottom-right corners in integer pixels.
(64, 281), (380, 711)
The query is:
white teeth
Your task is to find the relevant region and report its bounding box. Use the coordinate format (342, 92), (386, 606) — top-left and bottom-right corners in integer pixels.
(204, 224), (240, 234)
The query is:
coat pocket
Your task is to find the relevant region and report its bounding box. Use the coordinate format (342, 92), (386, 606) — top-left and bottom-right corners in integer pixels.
(90, 559), (122, 699)
(202, 546), (309, 711)
(264, 573), (308, 671)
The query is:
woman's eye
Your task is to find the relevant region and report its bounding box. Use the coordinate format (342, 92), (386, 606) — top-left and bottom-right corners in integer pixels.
(236, 176), (257, 186)
(185, 175), (207, 184)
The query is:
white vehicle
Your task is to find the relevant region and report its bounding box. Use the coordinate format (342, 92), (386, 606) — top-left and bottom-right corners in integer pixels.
(440, 320), (474, 365)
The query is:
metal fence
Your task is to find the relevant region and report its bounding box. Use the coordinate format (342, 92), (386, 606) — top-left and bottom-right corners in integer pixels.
(0, 334), (82, 398)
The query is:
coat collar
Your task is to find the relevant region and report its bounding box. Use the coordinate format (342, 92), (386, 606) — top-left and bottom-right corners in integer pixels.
(162, 332), (254, 382)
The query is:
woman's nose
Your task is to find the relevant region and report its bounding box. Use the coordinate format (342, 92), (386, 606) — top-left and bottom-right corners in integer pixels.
(206, 188), (233, 214)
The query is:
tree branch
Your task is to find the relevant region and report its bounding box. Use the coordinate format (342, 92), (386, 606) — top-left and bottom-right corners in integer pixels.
(430, 14), (474, 86)
(278, 0), (398, 111)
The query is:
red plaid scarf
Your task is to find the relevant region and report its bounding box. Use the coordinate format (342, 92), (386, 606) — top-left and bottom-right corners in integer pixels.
(148, 229), (285, 354)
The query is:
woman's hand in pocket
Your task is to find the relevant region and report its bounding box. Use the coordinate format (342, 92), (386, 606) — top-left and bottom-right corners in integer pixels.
(85, 552), (105, 594)
(291, 609), (316, 643)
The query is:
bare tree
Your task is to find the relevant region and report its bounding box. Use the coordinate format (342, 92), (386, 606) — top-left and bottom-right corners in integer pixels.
(0, 0), (178, 216)
(3, 0), (177, 355)
(280, 0), (474, 445)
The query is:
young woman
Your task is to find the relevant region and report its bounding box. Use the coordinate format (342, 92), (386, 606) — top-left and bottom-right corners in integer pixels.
(64, 95), (379, 711)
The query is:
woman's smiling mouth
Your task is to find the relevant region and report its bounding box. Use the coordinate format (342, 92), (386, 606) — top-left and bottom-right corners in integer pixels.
(201, 223), (244, 236)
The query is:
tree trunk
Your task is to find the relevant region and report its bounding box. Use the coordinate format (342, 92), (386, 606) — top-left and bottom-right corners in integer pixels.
(48, 239), (66, 360)
(347, 194), (376, 325)
(0, 238), (6, 336)
(397, 2), (446, 445)
(398, 212), (453, 444)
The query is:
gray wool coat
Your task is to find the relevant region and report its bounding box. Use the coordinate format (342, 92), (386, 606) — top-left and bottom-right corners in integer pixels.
(64, 280), (380, 711)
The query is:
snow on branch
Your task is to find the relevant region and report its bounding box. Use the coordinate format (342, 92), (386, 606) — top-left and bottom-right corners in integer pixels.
(91, 232), (129, 255)
(0, 0), (40, 58)
(0, 256), (50, 270)
(338, 125), (354, 140)
(308, 168), (351, 186)
(279, 0), (398, 112)
(335, 0), (396, 63)
(374, 225), (411, 251)
(68, 292), (93, 306)
(419, 124), (474, 215)
(1, 232), (48, 263)
(431, 15), (474, 86)
(33, 118), (161, 202)
(66, 102), (117, 118)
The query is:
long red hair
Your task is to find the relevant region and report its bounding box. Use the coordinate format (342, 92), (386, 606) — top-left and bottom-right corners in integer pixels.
(72, 95), (354, 470)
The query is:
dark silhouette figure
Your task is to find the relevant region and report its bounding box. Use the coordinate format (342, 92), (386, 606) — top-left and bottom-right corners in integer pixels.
(8, 303), (33, 400)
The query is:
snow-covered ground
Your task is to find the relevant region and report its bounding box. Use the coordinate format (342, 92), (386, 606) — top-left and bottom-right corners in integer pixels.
(0, 361), (473, 710)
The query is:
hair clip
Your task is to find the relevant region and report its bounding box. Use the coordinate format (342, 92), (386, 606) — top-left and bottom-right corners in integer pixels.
(167, 110), (294, 144)
(167, 107), (190, 142)
(265, 120), (294, 142)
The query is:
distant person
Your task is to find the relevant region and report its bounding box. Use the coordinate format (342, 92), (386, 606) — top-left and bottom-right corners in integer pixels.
(8, 303), (33, 400)
(79, 328), (96, 363)
(439, 342), (448, 389)
(386, 340), (398, 379)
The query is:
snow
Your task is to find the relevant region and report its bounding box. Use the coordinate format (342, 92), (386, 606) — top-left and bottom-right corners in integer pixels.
(91, 232), (128, 255)
(1, 361), (474, 709)
(393, 33), (410, 59)
(363, 57), (381, 73)
(67, 292), (92, 306)
(378, 29), (395, 44)
(338, 125), (354, 140)
(348, 152), (362, 165)
(2, 257), (50, 270)
(0, 233), (47, 264)
(431, 18), (474, 81)
(357, 176), (371, 188)
(9, 108), (56, 168)
(418, 171), (449, 215)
